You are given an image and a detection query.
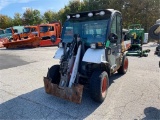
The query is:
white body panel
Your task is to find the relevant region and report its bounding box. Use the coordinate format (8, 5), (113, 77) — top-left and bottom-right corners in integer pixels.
(143, 33), (148, 44)
(82, 48), (107, 63)
(69, 45), (81, 88)
(53, 48), (64, 59)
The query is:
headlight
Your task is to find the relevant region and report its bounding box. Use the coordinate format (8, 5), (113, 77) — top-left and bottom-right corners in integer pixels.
(99, 11), (105, 16)
(76, 14), (80, 18)
(88, 12), (93, 17)
(90, 43), (97, 49)
(67, 15), (70, 19)
(58, 42), (63, 48)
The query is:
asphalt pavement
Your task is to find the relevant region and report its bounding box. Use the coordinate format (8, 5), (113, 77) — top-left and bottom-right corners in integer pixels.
(0, 43), (160, 120)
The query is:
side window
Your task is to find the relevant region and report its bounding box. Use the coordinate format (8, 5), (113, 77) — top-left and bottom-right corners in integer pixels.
(31, 28), (36, 32)
(49, 26), (54, 31)
(111, 17), (116, 34)
(117, 15), (122, 42)
(111, 14), (122, 43)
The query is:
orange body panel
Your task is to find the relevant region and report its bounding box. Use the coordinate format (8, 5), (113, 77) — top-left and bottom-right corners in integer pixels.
(40, 38), (61, 47)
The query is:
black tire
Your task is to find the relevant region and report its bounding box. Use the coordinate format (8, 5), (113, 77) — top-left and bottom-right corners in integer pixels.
(118, 55), (129, 74)
(89, 70), (109, 103)
(47, 65), (60, 84)
(149, 23), (160, 40)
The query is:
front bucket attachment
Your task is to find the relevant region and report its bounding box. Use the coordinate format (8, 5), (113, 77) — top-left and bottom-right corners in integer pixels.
(43, 77), (84, 104)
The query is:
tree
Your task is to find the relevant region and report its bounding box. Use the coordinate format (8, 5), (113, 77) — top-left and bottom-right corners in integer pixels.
(23, 8), (42, 25)
(0, 15), (13, 29)
(44, 10), (58, 23)
(120, 0), (160, 31)
(1, 0), (159, 31)
(13, 13), (22, 26)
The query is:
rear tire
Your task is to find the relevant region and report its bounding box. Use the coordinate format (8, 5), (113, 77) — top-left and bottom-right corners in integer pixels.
(89, 70), (109, 103)
(47, 65), (60, 84)
(118, 55), (128, 74)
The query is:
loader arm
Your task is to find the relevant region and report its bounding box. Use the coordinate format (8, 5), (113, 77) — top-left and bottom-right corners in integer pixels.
(44, 36), (84, 103)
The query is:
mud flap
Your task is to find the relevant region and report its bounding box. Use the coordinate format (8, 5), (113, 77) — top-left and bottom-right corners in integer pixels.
(44, 77), (84, 104)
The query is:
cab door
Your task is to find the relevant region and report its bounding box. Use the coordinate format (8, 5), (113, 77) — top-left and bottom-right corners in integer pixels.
(108, 13), (122, 71)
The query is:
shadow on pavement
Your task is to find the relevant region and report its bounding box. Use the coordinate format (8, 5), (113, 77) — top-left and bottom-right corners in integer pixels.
(0, 54), (31, 70)
(0, 87), (101, 119)
(109, 73), (123, 85)
(142, 107), (160, 120)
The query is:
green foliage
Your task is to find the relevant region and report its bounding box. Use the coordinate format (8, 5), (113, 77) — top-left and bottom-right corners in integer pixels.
(0, 0), (159, 32)
(22, 8), (42, 25)
(44, 10), (59, 23)
(13, 13), (22, 26)
(0, 15), (13, 29)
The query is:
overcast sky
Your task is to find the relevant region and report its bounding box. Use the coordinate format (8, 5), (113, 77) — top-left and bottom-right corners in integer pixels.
(0, 0), (71, 18)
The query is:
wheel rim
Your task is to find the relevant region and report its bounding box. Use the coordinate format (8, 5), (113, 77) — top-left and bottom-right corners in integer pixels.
(102, 77), (107, 97)
(124, 58), (128, 71)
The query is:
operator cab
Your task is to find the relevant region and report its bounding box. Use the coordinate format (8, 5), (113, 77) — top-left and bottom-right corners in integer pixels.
(61, 9), (122, 49)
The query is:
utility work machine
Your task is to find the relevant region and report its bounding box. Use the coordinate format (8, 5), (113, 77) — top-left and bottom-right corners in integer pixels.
(126, 24), (150, 57)
(44, 9), (129, 103)
(149, 19), (160, 67)
(149, 19), (160, 56)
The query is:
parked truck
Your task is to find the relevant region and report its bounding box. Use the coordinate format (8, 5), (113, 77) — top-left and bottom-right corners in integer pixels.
(13, 25), (39, 41)
(39, 22), (61, 47)
(0, 29), (4, 35)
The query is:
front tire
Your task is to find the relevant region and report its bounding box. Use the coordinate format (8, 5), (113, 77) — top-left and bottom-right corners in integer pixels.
(89, 70), (109, 103)
(47, 65), (60, 84)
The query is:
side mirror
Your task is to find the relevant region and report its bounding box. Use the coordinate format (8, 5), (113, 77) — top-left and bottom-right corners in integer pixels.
(108, 33), (118, 43)
(51, 35), (56, 42)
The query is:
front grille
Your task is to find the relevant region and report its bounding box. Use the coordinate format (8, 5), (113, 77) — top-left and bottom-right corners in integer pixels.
(24, 37), (28, 39)
(41, 36), (50, 40)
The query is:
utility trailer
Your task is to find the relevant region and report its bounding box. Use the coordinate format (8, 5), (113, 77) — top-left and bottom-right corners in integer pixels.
(44, 9), (129, 103)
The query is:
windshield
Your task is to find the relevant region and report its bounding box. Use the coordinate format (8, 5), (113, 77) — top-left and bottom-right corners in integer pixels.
(61, 19), (108, 44)
(23, 27), (30, 33)
(5, 28), (12, 34)
(0, 30), (4, 34)
(40, 26), (49, 32)
(40, 26), (54, 32)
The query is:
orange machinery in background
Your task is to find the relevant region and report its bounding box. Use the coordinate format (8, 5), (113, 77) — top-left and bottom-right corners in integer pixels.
(3, 22), (62, 48)
(12, 26), (39, 41)
(3, 26), (40, 49)
(39, 22), (61, 47)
